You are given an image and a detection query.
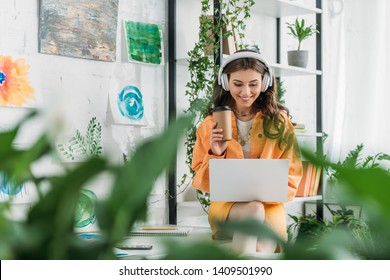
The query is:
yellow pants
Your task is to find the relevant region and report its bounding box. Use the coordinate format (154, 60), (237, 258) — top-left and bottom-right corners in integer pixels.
(208, 201), (287, 242)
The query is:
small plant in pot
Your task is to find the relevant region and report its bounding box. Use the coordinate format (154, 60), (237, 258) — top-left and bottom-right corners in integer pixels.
(286, 17), (319, 68)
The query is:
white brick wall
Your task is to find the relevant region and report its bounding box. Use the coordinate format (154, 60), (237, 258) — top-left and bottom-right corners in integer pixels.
(0, 0), (169, 224)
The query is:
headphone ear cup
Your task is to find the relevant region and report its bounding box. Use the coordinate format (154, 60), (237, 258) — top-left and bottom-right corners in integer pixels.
(261, 72), (270, 92)
(221, 73), (229, 91)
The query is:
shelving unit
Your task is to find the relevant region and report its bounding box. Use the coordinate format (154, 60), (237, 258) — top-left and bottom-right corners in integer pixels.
(292, 195), (322, 203)
(168, 0), (177, 224)
(243, 0), (324, 213)
(295, 132), (323, 138)
(251, 0), (321, 17)
(169, 0), (324, 223)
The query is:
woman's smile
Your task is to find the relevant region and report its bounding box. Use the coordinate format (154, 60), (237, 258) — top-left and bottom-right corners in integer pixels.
(229, 69), (263, 112)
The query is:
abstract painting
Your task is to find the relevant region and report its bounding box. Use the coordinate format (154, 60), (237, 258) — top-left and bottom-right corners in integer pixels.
(0, 55), (36, 107)
(0, 172), (34, 204)
(118, 85), (144, 121)
(39, 0), (119, 62)
(0, 172), (25, 198)
(109, 85), (146, 126)
(57, 117), (103, 162)
(74, 189), (97, 228)
(124, 20), (163, 65)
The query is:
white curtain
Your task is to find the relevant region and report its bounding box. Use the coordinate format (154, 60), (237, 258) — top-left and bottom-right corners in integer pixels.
(323, 0), (390, 162)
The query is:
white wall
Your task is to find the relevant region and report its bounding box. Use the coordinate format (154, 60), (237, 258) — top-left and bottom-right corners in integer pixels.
(0, 0), (169, 226)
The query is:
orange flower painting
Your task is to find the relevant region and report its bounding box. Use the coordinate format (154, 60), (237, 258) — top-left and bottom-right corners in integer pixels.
(0, 55), (35, 107)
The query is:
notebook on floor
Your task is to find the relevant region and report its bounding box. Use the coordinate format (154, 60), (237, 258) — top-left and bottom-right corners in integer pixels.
(209, 159), (289, 202)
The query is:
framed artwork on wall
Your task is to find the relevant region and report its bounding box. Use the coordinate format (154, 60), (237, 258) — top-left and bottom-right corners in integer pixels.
(74, 188), (98, 230)
(108, 84), (147, 126)
(0, 55), (42, 108)
(38, 0), (119, 62)
(0, 173), (37, 204)
(123, 20), (163, 65)
(56, 116), (103, 162)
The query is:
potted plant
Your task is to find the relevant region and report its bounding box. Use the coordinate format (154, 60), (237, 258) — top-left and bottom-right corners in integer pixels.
(286, 17), (319, 68)
(287, 206), (375, 258)
(325, 143), (390, 202)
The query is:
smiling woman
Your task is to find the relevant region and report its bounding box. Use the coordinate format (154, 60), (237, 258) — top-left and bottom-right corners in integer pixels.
(191, 49), (303, 254)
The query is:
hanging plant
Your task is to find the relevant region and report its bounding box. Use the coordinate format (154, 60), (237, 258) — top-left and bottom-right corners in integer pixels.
(180, 0), (255, 212)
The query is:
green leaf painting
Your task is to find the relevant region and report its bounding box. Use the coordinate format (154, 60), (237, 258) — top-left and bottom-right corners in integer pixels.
(58, 117), (103, 161)
(74, 189), (97, 228)
(124, 20), (163, 65)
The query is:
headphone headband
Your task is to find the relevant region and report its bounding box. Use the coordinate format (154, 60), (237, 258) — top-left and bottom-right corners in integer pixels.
(217, 51), (273, 92)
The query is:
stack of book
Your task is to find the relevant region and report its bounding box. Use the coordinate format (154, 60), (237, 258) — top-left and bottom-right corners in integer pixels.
(296, 161), (322, 197)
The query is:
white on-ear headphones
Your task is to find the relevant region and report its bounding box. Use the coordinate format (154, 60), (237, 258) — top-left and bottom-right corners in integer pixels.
(217, 51), (273, 92)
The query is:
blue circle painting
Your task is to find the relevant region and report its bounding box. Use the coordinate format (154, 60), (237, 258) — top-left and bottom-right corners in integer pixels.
(0, 173), (24, 196)
(117, 85), (144, 121)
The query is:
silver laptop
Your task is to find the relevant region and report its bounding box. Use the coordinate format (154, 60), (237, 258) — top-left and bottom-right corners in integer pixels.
(209, 159), (289, 202)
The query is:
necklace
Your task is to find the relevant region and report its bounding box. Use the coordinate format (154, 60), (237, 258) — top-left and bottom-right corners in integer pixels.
(233, 110), (254, 117)
(236, 118), (254, 146)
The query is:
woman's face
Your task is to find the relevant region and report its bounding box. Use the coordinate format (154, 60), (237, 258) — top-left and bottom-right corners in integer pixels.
(228, 69), (262, 112)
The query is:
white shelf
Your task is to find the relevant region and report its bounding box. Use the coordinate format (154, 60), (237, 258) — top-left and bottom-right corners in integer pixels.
(295, 132), (323, 138)
(176, 57), (192, 66)
(252, 0), (322, 17)
(291, 195), (322, 203)
(176, 56), (216, 66)
(177, 58), (321, 76)
(270, 62), (321, 76)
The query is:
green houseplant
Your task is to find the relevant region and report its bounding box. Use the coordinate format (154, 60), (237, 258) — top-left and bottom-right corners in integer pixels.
(285, 149), (390, 259)
(286, 17), (319, 68)
(3, 113), (390, 260)
(0, 112), (194, 259)
(0, 112), (251, 260)
(324, 143), (390, 201)
(287, 206), (375, 258)
(326, 143), (390, 184)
